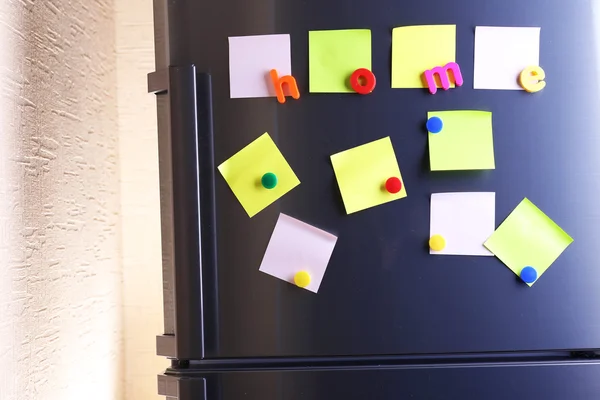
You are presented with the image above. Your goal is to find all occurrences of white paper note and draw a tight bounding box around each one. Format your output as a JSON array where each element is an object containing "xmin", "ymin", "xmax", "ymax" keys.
[
  {"xmin": 228, "ymin": 34, "xmax": 292, "ymax": 98},
  {"xmin": 430, "ymin": 192, "xmax": 495, "ymax": 256},
  {"xmin": 474, "ymin": 27, "xmax": 540, "ymax": 90},
  {"xmin": 259, "ymin": 213, "xmax": 338, "ymax": 293}
]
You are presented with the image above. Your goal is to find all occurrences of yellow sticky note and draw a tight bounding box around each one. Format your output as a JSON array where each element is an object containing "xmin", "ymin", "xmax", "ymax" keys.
[
  {"xmin": 428, "ymin": 110, "xmax": 495, "ymax": 171},
  {"xmin": 392, "ymin": 25, "xmax": 456, "ymax": 88},
  {"xmin": 484, "ymin": 198, "xmax": 573, "ymax": 286},
  {"xmin": 217, "ymin": 133, "xmax": 300, "ymax": 217},
  {"xmin": 309, "ymin": 29, "xmax": 371, "ymax": 93},
  {"xmin": 331, "ymin": 137, "xmax": 407, "ymax": 214}
]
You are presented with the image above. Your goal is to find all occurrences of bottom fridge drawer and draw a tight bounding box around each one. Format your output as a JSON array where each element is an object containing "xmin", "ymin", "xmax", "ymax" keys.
[{"xmin": 158, "ymin": 362, "xmax": 600, "ymax": 400}]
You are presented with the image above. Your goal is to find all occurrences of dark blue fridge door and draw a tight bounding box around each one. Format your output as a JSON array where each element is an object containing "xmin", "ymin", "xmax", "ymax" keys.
[
  {"xmin": 158, "ymin": 363, "xmax": 600, "ymax": 400},
  {"xmin": 152, "ymin": 0, "xmax": 600, "ymax": 360}
]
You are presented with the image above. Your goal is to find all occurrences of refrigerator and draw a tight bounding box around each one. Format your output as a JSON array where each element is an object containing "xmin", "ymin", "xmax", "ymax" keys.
[{"xmin": 148, "ymin": 0, "xmax": 600, "ymax": 398}]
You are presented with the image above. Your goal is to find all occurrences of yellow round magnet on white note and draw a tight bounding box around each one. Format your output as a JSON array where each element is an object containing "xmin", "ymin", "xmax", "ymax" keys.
[
  {"xmin": 294, "ymin": 271, "xmax": 311, "ymax": 288},
  {"xmin": 429, "ymin": 235, "xmax": 446, "ymax": 251}
]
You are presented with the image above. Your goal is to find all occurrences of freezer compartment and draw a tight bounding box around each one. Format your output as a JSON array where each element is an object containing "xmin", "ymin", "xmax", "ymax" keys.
[{"xmin": 158, "ymin": 361, "xmax": 600, "ymax": 400}]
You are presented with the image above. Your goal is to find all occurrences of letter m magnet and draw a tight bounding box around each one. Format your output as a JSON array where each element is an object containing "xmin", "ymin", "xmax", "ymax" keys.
[{"xmin": 423, "ymin": 62, "xmax": 464, "ymax": 94}]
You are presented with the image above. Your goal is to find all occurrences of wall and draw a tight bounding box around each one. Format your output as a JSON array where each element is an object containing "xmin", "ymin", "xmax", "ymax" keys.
[
  {"xmin": 0, "ymin": 0, "xmax": 123, "ymax": 399},
  {"xmin": 0, "ymin": 0, "xmax": 163, "ymax": 398},
  {"xmin": 115, "ymin": 0, "xmax": 165, "ymax": 398}
]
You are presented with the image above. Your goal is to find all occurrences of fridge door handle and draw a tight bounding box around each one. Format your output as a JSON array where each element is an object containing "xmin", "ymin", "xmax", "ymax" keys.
[{"xmin": 148, "ymin": 66, "xmax": 217, "ymax": 360}]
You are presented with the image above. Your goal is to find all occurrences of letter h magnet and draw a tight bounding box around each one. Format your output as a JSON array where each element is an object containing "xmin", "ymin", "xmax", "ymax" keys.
[{"xmin": 270, "ymin": 69, "xmax": 300, "ymax": 103}]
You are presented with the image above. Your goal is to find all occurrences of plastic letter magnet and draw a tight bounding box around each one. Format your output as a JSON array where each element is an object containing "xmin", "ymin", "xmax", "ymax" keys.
[
  {"xmin": 294, "ymin": 271, "xmax": 311, "ymax": 288},
  {"xmin": 270, "ymin": 69, "xmax": 301, "ymax": 103},
  {"xmin": 350, "ymin": 68, "xmax": 376, "ymax": 95},
  {"xmin": 423, "ymin": 62, "xmax": 464, "ymax": 95},
  {"xmin": 429, "ymin": 235, "xmax": 446, "ymax": 251},
  {"xmin": 519, "ymin": 66, "xmax": 546, "ymax": 93},
  {"xmin": 426, "ymin": 117, "xmax": 443, "ymax": 134},
  {"xmin": 520, "ymin": 266, "xmax": 538, "ymax": 284},
  {"xmin": 261, "ymin": 172, "xmax": 278, "ymax": 189}
]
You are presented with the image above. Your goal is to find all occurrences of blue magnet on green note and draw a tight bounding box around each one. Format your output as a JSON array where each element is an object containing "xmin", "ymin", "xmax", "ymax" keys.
[
  {"xmin": 520, "ymin": 266, "xmax": 537, "ymax": 284},
  {"xmin": 426, "ymin": 116, "xmax": 443, "ymax": 134}
]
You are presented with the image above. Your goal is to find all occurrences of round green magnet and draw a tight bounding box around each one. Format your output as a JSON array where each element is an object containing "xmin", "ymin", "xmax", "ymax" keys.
[{"xmin": 261, "ymin": 172, "xmax": 278, "ymax": 189}]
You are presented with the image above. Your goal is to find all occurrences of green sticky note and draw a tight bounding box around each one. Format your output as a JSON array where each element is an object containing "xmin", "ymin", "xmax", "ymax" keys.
[
  {"xmin": 484, "ymin": 198, "xmax": 573, "ymax": 286},
  {"xmin": 428, "ymin": 110, "xmax": 495, "ymax": 171},
  {"xmin": 309, "ymin": 29, "xmax": 371, "ymax": 93},
  {"xmin": 331, "ymin": 137, "xmax": 407, "ymax": 214},
  {"xmin": 217, "ymin": 133, "xmax": 300, "ymax": 218},
  {"xmin": 392, "ymin": 25, "xmax": 456, "ymax": 88}
]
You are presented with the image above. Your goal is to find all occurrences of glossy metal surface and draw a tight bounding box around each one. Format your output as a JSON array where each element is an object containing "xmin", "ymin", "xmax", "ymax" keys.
[
  {"xmin": 162, "ymin": 362, "xmax": 600, "ymax": 400},
  {"xmin": 166, "ymin": 0, "xmax": 600, "ymax": 358}
]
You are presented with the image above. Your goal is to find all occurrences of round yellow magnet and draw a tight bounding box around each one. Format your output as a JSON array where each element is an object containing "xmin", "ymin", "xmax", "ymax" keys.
[
  {"xmin": 294, "ymin": 271, "xmax": 311, "ymax": 288},
  {"xmin": 519, "ymin": 66, "xmax": 546, "ymax": 93},
  {"xmin": 429, "ymin": 235, "xmax": 446, "ymax": 251}
]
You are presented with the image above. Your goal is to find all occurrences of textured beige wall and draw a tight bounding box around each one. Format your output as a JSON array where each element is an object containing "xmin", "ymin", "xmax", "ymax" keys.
[
  {"xmin": 0, "ymin": 0, "xmax": 123, "ymax": 399},
  {"xmin": 115, "ymin": 0, "xmax": 165, "ymax": 398},
  {"xmin": 0, "ymin": 0, "xmax": 163, "ymax": 398}
]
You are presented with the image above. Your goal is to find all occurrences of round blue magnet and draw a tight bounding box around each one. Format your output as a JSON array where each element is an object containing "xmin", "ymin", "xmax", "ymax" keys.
[
  {"xmin": 426, "ymin": 117, "xmax": 443, "ymax": 134},
  {"xmin": 520, "ymin": 266, "xmax": 537, "ymax": 284}
]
